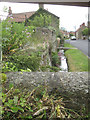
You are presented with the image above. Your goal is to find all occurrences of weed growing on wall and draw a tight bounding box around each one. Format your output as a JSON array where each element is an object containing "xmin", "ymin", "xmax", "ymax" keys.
[{"xmin": 1, "ymin": 75, "xmax": 84, "ymax": 119}]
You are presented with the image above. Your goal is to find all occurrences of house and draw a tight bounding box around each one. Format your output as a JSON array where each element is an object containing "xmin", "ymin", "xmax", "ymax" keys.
[
  {"xmin": 26, "ymin": 8, "xmax": 59, "ymax": 32},
  {"xmin": 8, "ymin": 4, "xmax": 59, "ymax": 32},
  {"xmin": 76, "ymin": 23, "xmax": 87, "ymax": 39},
  {"xmin": 60, "ymin": 29, "xmax": 70, "ymax": 38},
  {"xmin": 8, "ymin": 6, "xmax": 35, "ymax": 23}
]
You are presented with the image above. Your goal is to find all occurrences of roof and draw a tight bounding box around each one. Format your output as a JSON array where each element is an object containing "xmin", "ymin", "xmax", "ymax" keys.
[
  {"xmin": 12, "ymin": 11, "xmax": 35, "ymax": 22},
  {"xmin": 76, "ymin": 23, "xmax": 87, "ymax": 32},
  {"xmin": 11, "ymin": 8, "xmax": 59, "ymax": 22}
]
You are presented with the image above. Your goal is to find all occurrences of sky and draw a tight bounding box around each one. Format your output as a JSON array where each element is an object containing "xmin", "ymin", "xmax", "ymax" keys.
[{"xmin": 0, "ymin": 2, "xmax": 88, "ymax": 32}]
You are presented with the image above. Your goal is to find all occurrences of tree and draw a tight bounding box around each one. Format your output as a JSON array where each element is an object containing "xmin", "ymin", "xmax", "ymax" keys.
[
  {"xmin": 69, "ymin": 33, "xmax": 74, "ymax": 37},
  {"xmin": 27, "ymin": 14, "xmax": 52, "ymax": 27},
  {"xmin": 82, "ymin": 28, "xmax": 88, "ymax": 36}
]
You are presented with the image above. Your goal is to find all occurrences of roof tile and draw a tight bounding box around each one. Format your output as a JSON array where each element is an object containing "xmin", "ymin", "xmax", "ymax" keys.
[{"xmin": 12, "ymin": 11, "xmax": 35, "ymax": 22}]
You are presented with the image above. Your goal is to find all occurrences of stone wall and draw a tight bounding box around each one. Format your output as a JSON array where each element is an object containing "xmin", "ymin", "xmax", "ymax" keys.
[
  {"xmin": 6, "ymin": 72, "xmax": 88, "ymax": 93},
  {"xmin": 23, "ymin": 27, "xmax": 57, "ymax": 67},
  {"xmin": 6, "ymin": 72, "xmax": 89, "ymax": 111},
  {"xmin": 35, "ymin": 27, "xmax": 57, "ymax": 52},
  {"xmin": 33, "ymin": 27, "xmax": 57, "ymax": 66}
]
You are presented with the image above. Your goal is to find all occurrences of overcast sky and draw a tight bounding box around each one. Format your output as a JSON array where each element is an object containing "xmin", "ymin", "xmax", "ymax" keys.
[{"xmin": 0, "ymin": 2, "xmax": 88, "ymax": 32}]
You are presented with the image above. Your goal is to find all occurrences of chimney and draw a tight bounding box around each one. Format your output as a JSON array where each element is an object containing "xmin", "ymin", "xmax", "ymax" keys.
[
  {"xmin": 82, "ymin": 23, "xmax": 85, "ymax": 26},
  {"xmin": 39, "ymin": 3, "xmax": 44, "ymax": 9},
  {"xmin": 46, "ymin": 8, "xmax": 48, "ymax": 11},
  {"xmin": 8, "ymin": 7, "xmax": 12, "ymax": 16}
]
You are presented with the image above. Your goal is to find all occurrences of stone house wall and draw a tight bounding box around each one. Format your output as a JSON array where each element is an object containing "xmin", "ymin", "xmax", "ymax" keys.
[{"xmin": 76, "ymin": 23, "xmax": 87, "ymax": 39}]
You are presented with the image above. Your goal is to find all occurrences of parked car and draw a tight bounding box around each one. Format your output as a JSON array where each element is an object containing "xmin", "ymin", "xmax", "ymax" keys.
[
  {"xmin": 83, "ymin": 36, "xmax": 86, "ymax": 40},
  {"xmin": 71, "ymin": 36, "xmax": 76, "ymax": 40},
  {"xmin": 88, "ymin": 36, "xmax": 90, "ymax": 42}
]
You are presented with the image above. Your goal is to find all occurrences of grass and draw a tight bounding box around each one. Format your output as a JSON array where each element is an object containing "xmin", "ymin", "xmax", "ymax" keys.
[
  {"xmin": 64, "ymin": 43, "xmax": 74, "ymax": 48},
  {"xmin": 64, "ymin": 43, "xmax": 89, "ymax": 72}
]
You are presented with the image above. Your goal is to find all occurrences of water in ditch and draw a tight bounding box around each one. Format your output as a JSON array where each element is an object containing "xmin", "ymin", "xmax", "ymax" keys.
[{"xmin": 58, "ymin": 50, "xmax": 68, "ymax": 72}]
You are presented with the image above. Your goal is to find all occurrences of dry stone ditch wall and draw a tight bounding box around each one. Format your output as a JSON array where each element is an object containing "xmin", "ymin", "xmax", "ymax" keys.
[
  {"xmin": 23, "ymin": 27, "xmax": 57, "ymax": 67},
  {"xmin": 6, "ymin": 72, "xmax": 88, "ymax": 111},
  {"xmin": 33, "ymin": 27, "xmax": 57, "ymax": 67},
  {"xmin": 35, "ymin": 27, "xmax": 57, "ymax": 52}
]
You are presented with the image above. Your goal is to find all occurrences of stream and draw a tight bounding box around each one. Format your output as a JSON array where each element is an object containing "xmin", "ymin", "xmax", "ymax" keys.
[{"xmin": 58, "ymin": 50, "xmax": 68, "ymax": 72}]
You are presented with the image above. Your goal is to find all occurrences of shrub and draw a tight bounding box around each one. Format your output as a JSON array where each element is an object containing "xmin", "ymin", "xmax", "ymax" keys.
[
  {"xmin": 2, "ymin": 62, "xmax": 18, "ymax": 72},
  {"xmin": 40, "ymin": 65, "xmax": 60, "ymax": 72},
  {"xmin": 49, "ymin": 66, "xmax": 61, "ymax": 72},
  {"xmin": 8, "ymin": 52, "xmax": 41, "ymax": 72},
  {"xmin": 1, "ymin": 18, "xmax": 35, "ymax": 55}
]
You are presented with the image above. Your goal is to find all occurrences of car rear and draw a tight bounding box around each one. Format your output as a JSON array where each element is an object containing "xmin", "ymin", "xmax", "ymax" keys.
[{"xmin": 71, "ymin": 36, "xmax": 76, "ymax": 40}]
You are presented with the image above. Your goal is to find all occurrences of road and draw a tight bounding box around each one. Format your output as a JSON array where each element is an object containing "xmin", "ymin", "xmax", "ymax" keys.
[{"xmin": 65, "ymin": 39, "xmax": 90, "ymax": 58}]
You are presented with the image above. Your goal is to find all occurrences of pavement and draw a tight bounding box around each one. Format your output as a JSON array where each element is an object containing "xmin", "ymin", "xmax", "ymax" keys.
[{"xmin": 65, "ymin": 39, "xmax": 90, "ymax": 58}]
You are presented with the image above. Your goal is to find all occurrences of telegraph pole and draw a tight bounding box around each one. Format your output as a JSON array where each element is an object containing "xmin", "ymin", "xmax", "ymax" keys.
[{"xmin": 74, "ymin": 26, "xmax": 76, "ymax": 37}]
